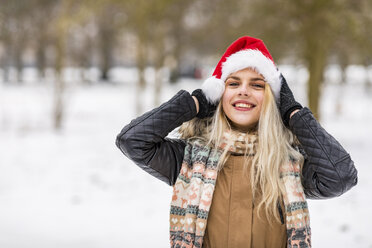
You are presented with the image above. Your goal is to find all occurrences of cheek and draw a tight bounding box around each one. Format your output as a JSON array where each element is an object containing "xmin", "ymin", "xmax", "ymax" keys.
[
  {"xmin": 221, "ymin": 91, "xmax": 232, "ymax": 108},
  {"xmin": 255, "ymin": 92, "xmax": 265, "ymax": 109}
]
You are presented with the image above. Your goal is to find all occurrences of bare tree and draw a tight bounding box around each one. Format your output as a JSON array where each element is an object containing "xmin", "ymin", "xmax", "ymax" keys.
[
  {"xmin": 28, "ymin": 0, "xmax": 59, "ymax": 81},
  {"xmin": 0, "ymin": 0, "xmax": 34, "ymax": 83},
  {"xmin": 49, "ymin": 0, "xmax": 94, "ymax": 129},
  {"xmin": 230, "ymin": 0, "xmax": 372, "ymax": 120},
  {"xmin": 94, "ymin": 4, "xmax": 124, "ymax": 82}
]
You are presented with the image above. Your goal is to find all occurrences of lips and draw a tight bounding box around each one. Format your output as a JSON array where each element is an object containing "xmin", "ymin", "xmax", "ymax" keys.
[{"xmin": 232, "ymin": 100, "xmax": 256, "ymax": 110}]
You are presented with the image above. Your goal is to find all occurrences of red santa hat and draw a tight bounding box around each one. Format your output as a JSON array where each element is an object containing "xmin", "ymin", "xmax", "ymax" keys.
[{"xmin": 201, "ymin": 36, "xmax": 281, "ymax": 103}]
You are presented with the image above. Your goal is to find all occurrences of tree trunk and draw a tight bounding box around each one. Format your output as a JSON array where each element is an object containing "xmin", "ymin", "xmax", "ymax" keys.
[
  {"xmin": 4, "ymin": 41, "xmax": 14, "ymax": 84},
  {"xmin": 169, "ymin": 41, "xmax": 181, "ymax": 83},
  {"xmin": 169, "ymin": 10, "xmax": 184, "ymax": 83},
  {"xmin": 335, "ymin": 58, "xmax": 348, "ymax": 116},
  {"xmin": 54, "ymin": 74, "xmax": 64, "ymax": 130},
  {"xmin": 135, "ymin": 35, "xmax": 147, "ymax": 115},
  {"xmin": 36, "ymin": 35, "xmax": 47, "ymax": 82},
  {"xmin": 154, "ymin": 67, "xmax": 163, "ymax": 107},
  {"xmin": 305, "ymin": 38, "xmax": 327, "ymax": 121},
  {"xmin": 12, "ymin": 24, "xmax": 26, "ymax": 84},
  {"xmin": 97, "ymin": 7, "xmax": 115, "ymax": 83},
  {"xmin": 53, "ymin": 31, "xmax": 66, "ymax": 130},
  {"xmin": 1, "ymin": 46, "xmax": 12, "ymax": 83},
  {"xmin": 363, "ymin": 60, "xmax": 371, "ymax": 92},
  {"xmin": 14, "ymin": 45, "xmax": 24, "ymax": 84},
  {"xmin": 99, "ymin": 36, "xmax": 112, "ymax": 82},
  {"xmin": 153, "ymin": 32, "xmax": 165, "ymax": 107}
]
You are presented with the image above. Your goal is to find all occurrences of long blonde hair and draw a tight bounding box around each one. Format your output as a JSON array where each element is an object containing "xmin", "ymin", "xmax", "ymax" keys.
[{"xmin": 178, "ymin": 80, "xmax": 304, "ymax": 223}]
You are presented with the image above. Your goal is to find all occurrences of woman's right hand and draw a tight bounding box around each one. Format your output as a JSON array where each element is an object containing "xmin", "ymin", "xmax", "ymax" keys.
[
  {"xmin": 191, "ymin": 89, "xmax": 218, "ymax": 118},
  {"xmin": 192, "ymin": 95, "xmax": 200, "ymax": 114}
]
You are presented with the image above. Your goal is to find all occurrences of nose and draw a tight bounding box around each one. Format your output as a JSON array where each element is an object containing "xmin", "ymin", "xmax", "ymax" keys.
[{"xmin": 238, "ymin": 83, "xmax": 250, "ymax": 96}]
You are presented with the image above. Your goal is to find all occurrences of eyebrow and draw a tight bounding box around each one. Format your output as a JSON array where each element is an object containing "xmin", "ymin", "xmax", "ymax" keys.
[{"xmin": 226, "ymin": 76, "xmax": 266, "ymax": 82}]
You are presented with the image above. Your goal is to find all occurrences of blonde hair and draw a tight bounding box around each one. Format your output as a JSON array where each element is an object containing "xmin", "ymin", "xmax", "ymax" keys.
[{"xmin": 178, "ymin": 77, "xmax": 304, "ymax": 223}]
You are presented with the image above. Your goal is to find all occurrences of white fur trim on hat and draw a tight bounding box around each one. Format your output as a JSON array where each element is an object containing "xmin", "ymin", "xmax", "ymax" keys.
[
  {"xmin": 201, "ymin": 76, "xmax": 225, "ymax": 104},
  {"xmin": 221, "ymin": 49, "xmax": 281, "ymax": 100}
]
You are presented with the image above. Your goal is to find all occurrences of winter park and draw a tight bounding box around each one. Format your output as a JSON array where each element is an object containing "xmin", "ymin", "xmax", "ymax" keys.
[{"xmin": 1, "ymin": 1, "xmax": 372, "ymax": 248}]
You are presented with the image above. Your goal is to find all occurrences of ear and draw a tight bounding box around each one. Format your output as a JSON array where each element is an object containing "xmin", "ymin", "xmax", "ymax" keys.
[{"xmin": 201, "ymin": 76, "xmax": 225, "ymax": 104}]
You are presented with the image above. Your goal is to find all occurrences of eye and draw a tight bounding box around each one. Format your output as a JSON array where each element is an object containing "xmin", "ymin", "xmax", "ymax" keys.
[
  {"xmin": 252, "ymin": 83, "xmax": 265, "ymax": 88},
  {"xmin": 227, "ymin": 81, "xmax": 239, "ymax": 87}
]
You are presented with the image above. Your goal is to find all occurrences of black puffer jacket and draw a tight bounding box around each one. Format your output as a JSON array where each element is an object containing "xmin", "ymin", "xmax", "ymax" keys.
[{"xmin": 116, "ymin": 90, "xmax": 358, "ymax": 199}]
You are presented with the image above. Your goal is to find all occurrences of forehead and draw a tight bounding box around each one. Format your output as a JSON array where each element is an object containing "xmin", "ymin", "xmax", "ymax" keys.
[{"xmin": 228, "ymin": 67, "xmax": 265, "ymax": 79}]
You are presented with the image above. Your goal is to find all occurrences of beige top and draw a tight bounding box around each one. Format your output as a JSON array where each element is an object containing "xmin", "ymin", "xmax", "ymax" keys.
[{"xmin": 203, "ymin": 154, "xmax": 287, "ymax": 248}]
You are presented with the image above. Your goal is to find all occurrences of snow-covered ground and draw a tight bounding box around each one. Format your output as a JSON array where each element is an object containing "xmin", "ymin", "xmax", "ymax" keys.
[{"xmin": 0, "ymin": 67, "xmax": 371, "ymax": 248}]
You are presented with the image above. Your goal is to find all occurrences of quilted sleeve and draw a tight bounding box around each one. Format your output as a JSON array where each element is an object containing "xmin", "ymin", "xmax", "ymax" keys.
[
  {"xmin": 289, "ymin": 107, "xmax": 358, "ymax": 199},
  {"xmin": 116, "ymin": 90, "xmax": 197, "ymax": 186}
]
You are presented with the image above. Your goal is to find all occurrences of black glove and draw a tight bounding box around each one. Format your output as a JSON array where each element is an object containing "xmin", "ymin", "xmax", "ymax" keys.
[
  {"xmin": 191, "ymin": 89, "xmax": 218, "ymax": 118},
  {"xmin": 279, "ymin": 74, "xmax": 303, "ymax": 127}
]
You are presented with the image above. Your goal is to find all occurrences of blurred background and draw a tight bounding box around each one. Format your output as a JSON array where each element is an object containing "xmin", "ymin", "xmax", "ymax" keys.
[{"xmin": 0, "ymin": 0, "xmax": 371, "ymax": 247}]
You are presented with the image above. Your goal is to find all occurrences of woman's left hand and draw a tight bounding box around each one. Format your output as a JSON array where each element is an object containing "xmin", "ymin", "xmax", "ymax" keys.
[{"xmin": 278, "ymin": 74, "xmax": 303, "ymax": 127}]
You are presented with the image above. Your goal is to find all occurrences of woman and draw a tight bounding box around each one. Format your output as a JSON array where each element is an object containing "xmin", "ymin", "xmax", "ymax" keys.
[{"xmin": 116, "ymin": 36, "xmax": 357, "ymax": 248}]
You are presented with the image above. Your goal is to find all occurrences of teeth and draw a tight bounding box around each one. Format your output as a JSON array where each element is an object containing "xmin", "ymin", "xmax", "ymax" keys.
[{"xmin": 235, "ymin": 103, "xmax": 253, "ymax": 108}]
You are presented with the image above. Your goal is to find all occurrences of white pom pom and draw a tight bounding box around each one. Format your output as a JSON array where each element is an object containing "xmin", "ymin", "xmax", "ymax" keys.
[{"xmin": 201, "ymin": 76, "xmax": 225, "ymax": 104}]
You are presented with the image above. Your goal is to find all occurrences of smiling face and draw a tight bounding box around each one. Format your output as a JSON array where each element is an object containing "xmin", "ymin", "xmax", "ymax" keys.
[{"xmin": 222, "ymin": 68, "xmax": 266, "ymax": 132}]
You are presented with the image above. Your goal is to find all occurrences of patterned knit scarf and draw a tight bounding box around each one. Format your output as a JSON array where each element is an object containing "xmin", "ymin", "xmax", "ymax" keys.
[{"xmin": 169, "ymin": 130, "xmax": 311, "ymax": 248}]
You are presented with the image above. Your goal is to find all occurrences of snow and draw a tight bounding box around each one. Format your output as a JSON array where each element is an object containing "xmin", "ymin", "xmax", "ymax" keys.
[{"xmin": 0, "ymin": 68, "xmax": 371, "ymax": 248}]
